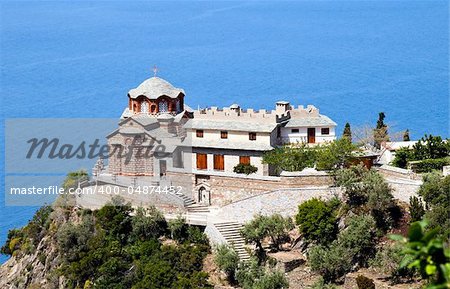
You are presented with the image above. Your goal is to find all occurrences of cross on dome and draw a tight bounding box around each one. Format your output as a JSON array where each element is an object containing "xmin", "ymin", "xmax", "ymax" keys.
[{"xmin": 153, "ymin": 65, "xmax": 159, "ymax": 77}]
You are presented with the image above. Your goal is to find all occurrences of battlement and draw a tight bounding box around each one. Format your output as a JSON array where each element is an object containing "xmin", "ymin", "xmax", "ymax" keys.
[{"xmin": 194, "ymin": 102, "xmax": 320, "ymax": 122}]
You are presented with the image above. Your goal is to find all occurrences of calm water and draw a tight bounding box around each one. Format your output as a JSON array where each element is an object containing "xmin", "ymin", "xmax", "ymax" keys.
[{"xmin": 0, "ymin": 1, "xmax": 448, "ymax": 264}]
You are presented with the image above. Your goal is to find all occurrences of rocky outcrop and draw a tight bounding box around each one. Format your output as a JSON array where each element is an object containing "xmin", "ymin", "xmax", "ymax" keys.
[{"xmin": 0, "ymin": 235, "xmax": 64, "ymax": 289}]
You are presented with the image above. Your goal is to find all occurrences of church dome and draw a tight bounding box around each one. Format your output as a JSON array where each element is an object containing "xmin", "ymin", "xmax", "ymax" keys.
[{"xmin": 128, "ymin": 77, "xmax": 185, "ymax": 100}]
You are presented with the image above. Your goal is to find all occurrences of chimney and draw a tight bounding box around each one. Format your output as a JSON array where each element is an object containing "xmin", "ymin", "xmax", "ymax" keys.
[
  {"xmin": 230, "ymin": 103, "xmax": 241, "ymax": 115},
  {"xmin": 275, "ymin": 101, "xmax": 290, "ymax": 114}
]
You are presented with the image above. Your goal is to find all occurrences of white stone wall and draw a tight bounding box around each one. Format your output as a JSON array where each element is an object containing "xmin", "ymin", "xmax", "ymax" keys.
[
  {"xmin": 190, "ymin": 129, "xmax": 273, "ymax": 148},
  {"xmin": 214, "ymin": 187, "xmax": 337, "ymax": 223},
  {"xmin": 280, "ymin": 126, "xmax": 336, "ymax": 144}
]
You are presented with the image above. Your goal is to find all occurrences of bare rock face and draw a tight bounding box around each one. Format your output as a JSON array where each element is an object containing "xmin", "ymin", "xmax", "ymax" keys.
[{"xmin": 0, "ymin": 235, "xmax": 65, "ymax": 289}]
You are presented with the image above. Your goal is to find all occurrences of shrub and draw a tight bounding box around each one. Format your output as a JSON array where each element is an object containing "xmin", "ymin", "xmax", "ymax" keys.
[
  {"xmin": 309, "ymin": 243, "xmax": 353, "ymax": 283},
  {"xmin": 370, "ymin": 243, "xmax": 415, "ymax": 282},
  {"xmin": 355, "ymin": 275, "xmax": 375, "ymax": 289},
  {"xmin": 337, "ymin": 215, "xmax": 377, "ymax": 267},
  {"xmin": 215, "ymin": 244, "xmax": 239, "ymax": 284},
  {"xmin": 168, "ymin": 216, "xmax": 188, "ymax": 243},
  {"xmin": 1, "ymin": 229, "xmax": 23, "ymax": 256},
  {"xmin": 296, "ymin": 198, "xmax": 337, "ymax": 245},
  {"xmin": 235, "ymin": 258, "xmax": 288, "ymax": 289},
  {"xmin": 335, "ymin": 165, "xmax": 400, "ymax": 230},
  {"xmin": 233, "ymin": 163, "xmax": 258, "ymax": 175},
  {"xmin": 418, "ymin": 173, "xmax": 450, "ymax": 238},
  {"xmin": 187, "ymin": 226, "xmax": 209, "ymax": 245},
  {"xmin": 253, "ymin": 270, "xmax": 288, "ymax": 289},
  {"xmin": 392, "ymin": 134, "xmax": 450, "ymax": 169},
  {"xmin": 235, "ymin": 258, "xmax": 264, "ymax": 289},
  {"xmin": 409, "ymin": 196, "xmax": 425, "ymax": 223},
  {"xmin": 409, "ymin": 158, "xmax": 450, "ymax": 173},
  {"xmin": 131, "ymin": 206, "xmax": 167, "ymax": 241},
  {"xmin": 391, "ymin": 147, "xmax": 412, "ymax": 168},
  {"xmin": 309, "ymin": 215, "xmax": 377, "ymax": 282},
  {"xmin": 308, "ymin": 277, "xmax": 338, "ymax": 289}
]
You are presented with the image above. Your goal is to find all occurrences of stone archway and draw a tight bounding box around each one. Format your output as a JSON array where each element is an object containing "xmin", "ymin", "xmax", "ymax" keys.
[{"xmin": 194, "ymin": 182, "xmax": 211, "ymax": 205}]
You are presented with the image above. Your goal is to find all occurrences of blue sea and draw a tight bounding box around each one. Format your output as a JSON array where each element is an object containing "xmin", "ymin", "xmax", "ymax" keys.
[{"xmin": 0, "ymin": 1, "xmax": 448, "ymax": 264}]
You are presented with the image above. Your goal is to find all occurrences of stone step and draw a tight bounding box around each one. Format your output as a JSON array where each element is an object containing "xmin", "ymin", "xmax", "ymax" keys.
[
  {"xmin": 216, "ymin": 226, "xmax": 242, "ymax": 231},
  {"xmin": 214, "ymin": 222, "xmax": 250, "ymax": 261},
  {"xmin": 187, "ymin": 207, "xmax": 210, "ymax": 212}
]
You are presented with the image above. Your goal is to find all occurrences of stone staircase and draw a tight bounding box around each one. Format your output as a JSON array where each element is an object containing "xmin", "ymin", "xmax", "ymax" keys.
[
  {"xmin": 174, "ymin": 191, "xmax": 196, "ymax": 207},
  {"xmin": 214, "ymin": 222, "xmax": 250, "ymax": 261}
]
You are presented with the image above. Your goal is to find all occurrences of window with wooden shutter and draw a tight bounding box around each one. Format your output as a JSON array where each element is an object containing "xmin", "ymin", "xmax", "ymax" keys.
[
  {"xmin": 249, "ymin": 132, "xmax": 256, "ymax": 141},
  {"xmin": 196, "ymin": 153, "xmax": 207, "ymax": 170},
  {"xmin": 214, "ymin": 154, "xmax": 225, "ymax": 171},
  {"xmin": 220, "ymin": 131, "xmax": 228, "ymax": 139},
  {"xmin": 196, "ymin": 130, "xmax": 204, "ymax": 138},
  {"xmin": 239, "ymin": 156, "xmax": 250, "ymax": 165}
]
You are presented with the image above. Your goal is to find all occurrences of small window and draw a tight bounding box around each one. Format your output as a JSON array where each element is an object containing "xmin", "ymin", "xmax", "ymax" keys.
[
  {"xmin": 321, "ymin": 128, "xmax": 330, "ymax": 135},
  {"xmin": 249, "ymin": 132, "xmax": 257, "ymax": 141},
  {"xmin": 239, "ymin": 156, "xmax": 250, "ymax": 165},
  {"xmin": 221, "ymin": 131, "xmax": 228, "ymax": 139},
  {"xmin": 196, "ymin": 130, "xmax": 204, "ymax": 138},
  {"xmin": 291, "ymin": 128, "xmax": 299, "ymax": 133}
]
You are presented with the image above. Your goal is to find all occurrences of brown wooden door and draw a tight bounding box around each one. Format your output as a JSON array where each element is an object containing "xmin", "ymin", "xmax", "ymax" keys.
[
  {"xmin": 159, "ymin": 160, "xmax": 167, "ymax": 176},
  {"xmin": 214, "ymin": 154, "xmax": 225, "ymax": 171},
  {"xmin": 196, "ymin": 153, "xmax": 207, "ymax": 170},
  {"xmin": 307, "ymin": 128, "xmax": 316, "ymax": 143}
]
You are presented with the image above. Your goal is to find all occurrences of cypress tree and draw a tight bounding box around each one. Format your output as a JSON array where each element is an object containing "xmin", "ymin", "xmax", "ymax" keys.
[
  {"xmin": 343, "ymin": 122, "xmax": 352, "ymax": 142},
  {"xmin": 373, "ymin": 112, "xmax": 389, "ymax": 149},
  {"xmin": 403, "ymin": 129, "xmax": 410, "ymax": 141}
]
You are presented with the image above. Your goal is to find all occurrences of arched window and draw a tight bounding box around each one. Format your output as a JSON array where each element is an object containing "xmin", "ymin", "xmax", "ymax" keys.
[
  {"xmin": 141, "ymin": 101, "xmax": 149, "ymax": 113},
  {"xmin": 150, "ymin": 104, "xmax": 156, "ymax": 114},
  {"xmin": 159, "ymin": 100, "xmax": 168, "ymax": 113}
]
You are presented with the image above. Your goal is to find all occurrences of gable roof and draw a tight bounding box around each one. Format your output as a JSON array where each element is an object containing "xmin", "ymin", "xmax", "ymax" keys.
[{"xmin": 284, "ymin": 115, "xmax": 336, "ymax": 127}]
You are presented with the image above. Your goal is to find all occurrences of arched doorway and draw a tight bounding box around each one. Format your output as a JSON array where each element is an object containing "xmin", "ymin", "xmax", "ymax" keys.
[{"xmin": 198, "ymin": 186, "xmax": 210, "ymax": 205}]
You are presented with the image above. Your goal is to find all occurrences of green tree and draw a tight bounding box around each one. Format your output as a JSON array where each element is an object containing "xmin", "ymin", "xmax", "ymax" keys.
[
  {"xmin": 131, "ymin": 206, "xmax": 167, "ymax": 242},
  {"xmin": 418, "ymin": 173, "xmax": 450, "ymax": 238},
  {"xmin": 316, "ymin": 138, "xmax": 356, "ymax": 171},
  {"xmin": 391, "ymin": 147, "xmax": 412, "ymax": 168},
  {"xmin": 409, "ymin": 196, "xmax": 425, "ymax": 223},
  {"xmin": 309, "ymin": 215, "xmax": 377, "ymax": 283},
  {"xmin": 264, "ymin": 214, "xmax": 294, "ymax": 250},
  {"xmin": 412, "ymin": 135, "xmax": 449, "ymax": 160},
  {"xmin": 296, "ymin": 198, "xmax": 337, "ymax": 245},
  {"xmin": 373, "ymin": 112, "xmax": 389, "ymax": 149},
  {"xmin": 335, "ymin": 165, "xmax": 400, "ymax": 230},
  {"xmin": 262, "ymin": 144, "xmax": 317, "ymax": 173},
  {"xmin": 343, "ymin": 122, "xmax": 352, "ymax": 143},
  {"xmin": 241, "ymin": 214, "xmax": 293, "ymax": 262}
]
